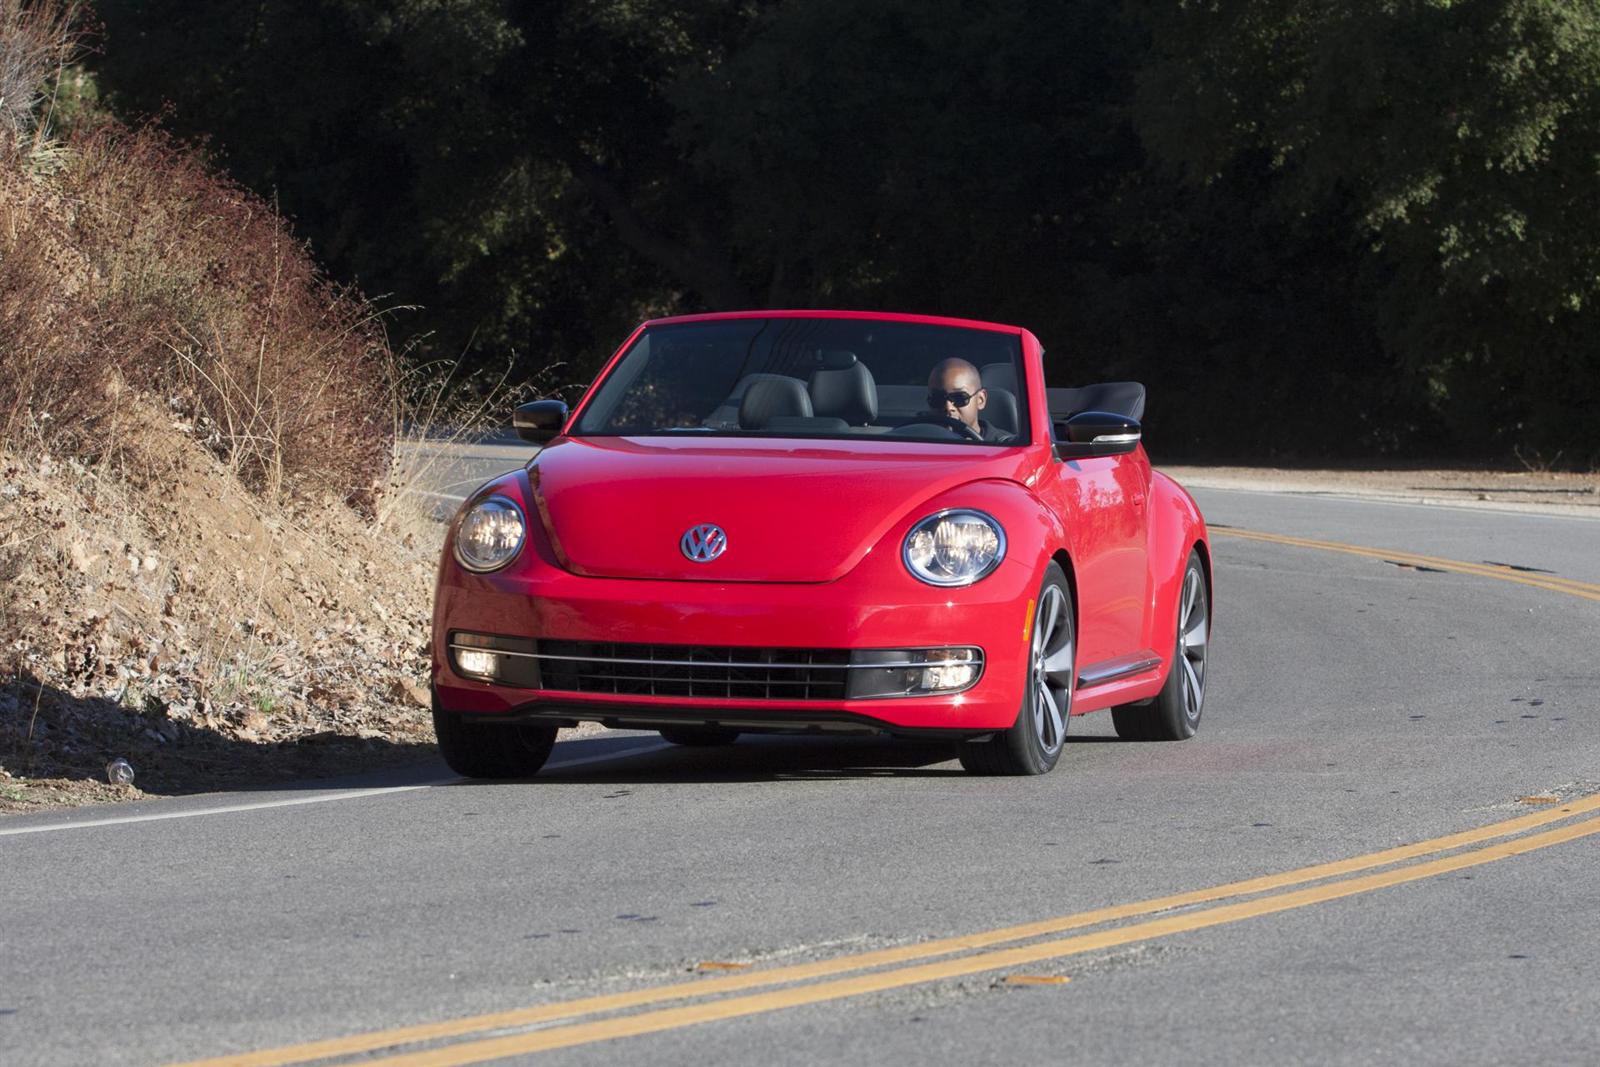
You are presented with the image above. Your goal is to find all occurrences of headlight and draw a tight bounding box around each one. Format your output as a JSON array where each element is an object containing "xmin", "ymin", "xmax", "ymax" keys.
[
  {"xmin": 454, "ymin": 495, "xmax": 526, "ymax": 572},
  {"xmin": 902, "ymin": 509, "xmax": 1005, "ymax": 587}
]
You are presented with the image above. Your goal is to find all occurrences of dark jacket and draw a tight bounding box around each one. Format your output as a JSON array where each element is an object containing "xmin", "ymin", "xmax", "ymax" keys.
[{"xmin": 979, "ymin": 421, "xmax": 1014, "ymax": 444}]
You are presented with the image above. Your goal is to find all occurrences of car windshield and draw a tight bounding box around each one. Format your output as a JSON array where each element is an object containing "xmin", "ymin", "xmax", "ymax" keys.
[{"xmin": 571, "ymin": 317, "xmax": 1029, "ymax": 446}]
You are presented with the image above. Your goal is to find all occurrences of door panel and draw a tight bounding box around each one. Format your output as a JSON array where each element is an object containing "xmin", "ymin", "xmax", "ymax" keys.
[{"xmin": 1045, "ymin": 450, "xmax": 1151, "ymax": 669}]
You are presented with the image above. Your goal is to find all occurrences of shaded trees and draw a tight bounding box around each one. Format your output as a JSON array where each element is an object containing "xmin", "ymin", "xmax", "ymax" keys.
[
  {"xmin": 90, "ymin": 0, "xmax": 764, "ymax": 378},
  {"xmin": 1137, "ymin": 0, "xmax": 1600, "ymax": 458},
  {"xmin": 85, "ymin": 0, "xmax": 1600, "ymax": 461}
]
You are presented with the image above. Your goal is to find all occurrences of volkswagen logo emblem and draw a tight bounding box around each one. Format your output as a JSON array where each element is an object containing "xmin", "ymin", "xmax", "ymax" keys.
[{"xmin": 681, "ymin": 523, "xmax": 727, "ymax": 562}]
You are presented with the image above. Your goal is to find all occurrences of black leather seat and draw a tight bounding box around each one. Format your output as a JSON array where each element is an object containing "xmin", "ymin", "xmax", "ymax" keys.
[
  {"xmin": 763, "ymin": 415, "xmax": 850, "ymax": 434},
  {"xmin": 707, "ymin": 373, "xmax": 805, "ymax": 429},
  {"xmin": 1047, "ymin": 382, "xmax": 1146, "ymax": 422},
  {"xmin": 808, "ymin": 351, "xmax": 878, "ymax": 425},
  {"xmin": 976, "ymin": 362, "xmax": 1022, "ymax": 434},
  {"xmin": 979, "ymin": 362, "xmax": 1019, "ymax": 397},
  {"xmin": 874, "ymin": 384, "xmax": 925, "ymax": 419},
  {"xmin": 984, "ymin": 387, "xmax": 1019, "ymax": 434},
  {"xmin": 740, "ymin": 377, "xmax": 814, "ymax": 429}
]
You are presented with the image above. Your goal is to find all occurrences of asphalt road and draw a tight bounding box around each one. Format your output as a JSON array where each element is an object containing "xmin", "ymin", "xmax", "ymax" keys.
[{"xmin": 3, "ymin": 448, "xmax": 1599, "ymax": 1067}]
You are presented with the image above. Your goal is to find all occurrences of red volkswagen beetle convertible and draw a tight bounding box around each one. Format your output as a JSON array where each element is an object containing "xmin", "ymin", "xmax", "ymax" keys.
[{"xmin": 431, "ymin": 311, "xmax": 1211, "ymax": 776}]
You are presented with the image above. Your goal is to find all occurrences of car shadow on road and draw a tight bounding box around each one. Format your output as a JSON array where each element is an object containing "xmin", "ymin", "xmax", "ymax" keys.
[
  {"xmin": 447, "ymin": 729, "xmax": 1126, "ymax": 786},
  {"xmin": 432, "ymin": 735, "xmax": 956, "ymax": 784}
]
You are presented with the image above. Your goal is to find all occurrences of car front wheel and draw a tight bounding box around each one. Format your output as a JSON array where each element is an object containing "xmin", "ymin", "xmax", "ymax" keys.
[
  {"xmin": 433, "ymin": 694, "xmax": 558, "ymax": 778},
  {"xmin": 957, "ymin": 562, "xmax": 1074, "ymax": 776}
]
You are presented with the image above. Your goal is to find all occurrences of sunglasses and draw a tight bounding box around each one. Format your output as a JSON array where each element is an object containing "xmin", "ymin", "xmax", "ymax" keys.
[{"xmin": 928, "ymin": 389, "xmax": 978, "ymax": 409}]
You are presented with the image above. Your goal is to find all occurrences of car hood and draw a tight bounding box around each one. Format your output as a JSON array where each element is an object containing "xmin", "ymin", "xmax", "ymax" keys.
[{"xmin": 528, "ymin": 436, "xmax": 1033, "ymax": 583}]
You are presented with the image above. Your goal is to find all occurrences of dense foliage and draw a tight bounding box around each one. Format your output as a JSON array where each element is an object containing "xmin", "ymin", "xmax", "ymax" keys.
[
  {"xmin": 86, "ymin": 0, "xmax": 1600, "ymax": 463},
  {"xmin": 2, "ymin": 0, "xmax": 393, "ymax": 505}
]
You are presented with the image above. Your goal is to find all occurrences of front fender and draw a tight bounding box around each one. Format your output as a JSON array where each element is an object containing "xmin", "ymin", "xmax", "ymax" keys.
[{"xmin": 1142, "ymin": 471, "xmax": 1211, "ymax": 663}]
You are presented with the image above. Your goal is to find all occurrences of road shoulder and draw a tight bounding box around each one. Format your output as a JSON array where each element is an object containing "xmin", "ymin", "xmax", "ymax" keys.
[{"xmin": 1160, "ymin": 465, "xmax": 1600, "ymax": 518}]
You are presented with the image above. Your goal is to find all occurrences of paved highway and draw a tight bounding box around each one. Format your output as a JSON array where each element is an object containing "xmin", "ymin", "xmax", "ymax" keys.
[{"xmin": 3, "ymin": 446, "xmax": 1598, "ymax": 1066}]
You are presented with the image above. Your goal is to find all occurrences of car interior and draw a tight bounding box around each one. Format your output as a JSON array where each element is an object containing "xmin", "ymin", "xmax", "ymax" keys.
[
  {"xmin": 573, "ymin": 316, "xmax": 1152, "ymax": 446},
  {"xmin": 702, "ymin": 349, "xmax": 1144, "ymax": 443}
]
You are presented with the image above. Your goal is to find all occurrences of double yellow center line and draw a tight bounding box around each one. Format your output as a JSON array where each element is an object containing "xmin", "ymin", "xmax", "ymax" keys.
[
  {"xmin": 176, "ymin": 792, "xmax": 1600, "ymax": 1067},
  {"xmin": 174, "ymin": 526, "xmax": 1600, "ymax": 1066}
]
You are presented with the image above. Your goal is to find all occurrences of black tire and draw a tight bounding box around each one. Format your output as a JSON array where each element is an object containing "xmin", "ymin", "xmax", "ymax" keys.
[
  {"xmin": 432, "ymin": 695, "xmax": 557, "ymax": 778},
  {"xmin": 658, "ymin": 726, "xmax": 740, "ymax": 746},
  {"xmin": 957, "ymin": 562, "xmax": 1075, "ymax": 776},
  {"xmin": 1113, "ymin": 549, "xmax": 1209, "ymax": 741}
]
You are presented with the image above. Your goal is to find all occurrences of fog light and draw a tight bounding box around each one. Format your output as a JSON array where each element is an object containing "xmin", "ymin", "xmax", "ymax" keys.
[
  {"xmin": 921, "ymin": 662, "xmax": 976, "ymax": 691},
  {"xmin": 455, "ymin": 648, "xmax": 499, "ymax": 679},
  {"xmin": 448, "ymin": 633, "xmax": 540, "ymax": 687},
  {"xmin": 847, "ymin": 647, "xmax": 983, "ymax": 698}
]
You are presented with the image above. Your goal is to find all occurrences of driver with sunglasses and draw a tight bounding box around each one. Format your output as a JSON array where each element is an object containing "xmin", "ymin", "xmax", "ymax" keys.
[{"xmin": 926, "ymin": 358, "xmax": 1014, "ymax": 443}]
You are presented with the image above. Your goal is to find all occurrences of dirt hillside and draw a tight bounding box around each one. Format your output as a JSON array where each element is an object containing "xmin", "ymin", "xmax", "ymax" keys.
[{"xmin": 0, "ymin": 397, "xmax": 444, "ymax": 813}]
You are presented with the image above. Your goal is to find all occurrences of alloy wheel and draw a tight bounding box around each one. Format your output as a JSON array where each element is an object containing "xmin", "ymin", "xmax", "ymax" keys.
[
  {"xmin": 1030, "ymin": 584, "xmax": 1075, "ymax": 754},
  {"xmin": 1178, "ymin": 566, "xmax": 1208, "ymax": 720}
]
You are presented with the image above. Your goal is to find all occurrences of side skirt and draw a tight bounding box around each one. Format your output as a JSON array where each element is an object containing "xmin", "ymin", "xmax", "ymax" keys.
[{"xmin": 1076, "ymin": 649, "xmax": 1163, "ymax": 690}]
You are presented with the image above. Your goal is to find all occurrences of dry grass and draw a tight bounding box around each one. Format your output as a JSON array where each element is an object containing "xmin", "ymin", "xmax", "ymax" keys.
[
  {"xmin": 376, "ymin": 354, "xmax": 567, "ymax": 535},
  {"xmin": 0, "ymin": 0, "xmax": 78, "ymax": 144},
  {"xmin": 2, "ymin": 0, "xmax": 395, "ymax": 506},
  {"xmin": 1, "ymin": 120, "xmax": 397, "ymax": 506}
]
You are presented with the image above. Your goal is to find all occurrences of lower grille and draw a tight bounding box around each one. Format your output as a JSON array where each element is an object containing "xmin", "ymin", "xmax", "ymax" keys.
[{"xmin": 538, "ymin": 641, "xmax": 851, "ymax": 700}]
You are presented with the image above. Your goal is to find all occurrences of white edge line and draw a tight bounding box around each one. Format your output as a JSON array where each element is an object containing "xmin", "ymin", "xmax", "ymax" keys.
[
  {"xmin": 0, "ymin": 781, "xmax": 448, "ymax": 837},
  {"xmin": 0, "ymin": 741, "xmax": 672, "ymax": 837}
]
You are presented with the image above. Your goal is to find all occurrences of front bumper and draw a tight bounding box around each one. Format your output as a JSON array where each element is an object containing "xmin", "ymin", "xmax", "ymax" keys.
[{"xmin": 431, "ymin": 543, "xmax": 1036, "ymax": 734}]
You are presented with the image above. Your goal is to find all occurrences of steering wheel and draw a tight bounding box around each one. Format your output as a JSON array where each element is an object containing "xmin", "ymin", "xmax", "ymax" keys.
[
  {"xmin": 888, "ymin": 415, "xmax": 983, "ymax": 441},
  {"xmin": 922, "ymin": 414, "xmax": 984, "ymax": 442}
]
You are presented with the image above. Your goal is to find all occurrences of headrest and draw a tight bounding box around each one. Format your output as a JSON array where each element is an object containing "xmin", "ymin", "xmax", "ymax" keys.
[
  {"xmin": 740, "ymin": 377, "xmax": 813, "ymax": 429},
  {"xmin": 705, "ymin": 373, "xmax": 804, "ymax": 429},
  {"xmin": 808, "ymin": 360, "xmax": 878, "ymax": 425},
  {"xmin": 984, "ymin": 386, "xmax": 1019, "ymax": 434},
  {"xmin": 979, "ymin": 362, "xmax": 1019, "ymax": 397},
  {"xmin": 731, "ymin": 372, "xmax": 804, "ymax": 401}
]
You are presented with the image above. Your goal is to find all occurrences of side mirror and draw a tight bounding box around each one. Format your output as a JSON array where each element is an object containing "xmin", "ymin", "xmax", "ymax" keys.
[
  {"xmin": 513, "ymin": 399, "xmax": 570, "ymax": 444},
  {"xmin": 1054, "ymin": 411, "xmax": 1141, "ymax": 459}
]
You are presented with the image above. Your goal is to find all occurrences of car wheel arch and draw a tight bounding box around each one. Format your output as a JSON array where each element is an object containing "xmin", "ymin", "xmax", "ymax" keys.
[
  {"xmin": 1050, "ymin": 547, "xmax": 1080, "ymax": 677},
  {"xmin": 1192, "ymin": 537, "xmax": 1214, "ymax": 621}
]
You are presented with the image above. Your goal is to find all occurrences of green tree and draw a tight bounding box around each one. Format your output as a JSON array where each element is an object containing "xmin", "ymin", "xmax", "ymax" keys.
[
  {"xmin": 90, "ymin": 0, "xmax": 765, "ymax": 380},
  {"xmin": 673, "ymin": 0, "xmax": 1139, "ymax": 321},
  {"xmin": 1136, "ymin": 0, "xmax": 1600, "ymax": 459}
]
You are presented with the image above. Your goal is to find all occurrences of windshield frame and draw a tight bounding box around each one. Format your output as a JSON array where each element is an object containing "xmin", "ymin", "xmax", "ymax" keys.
[{"xmin": 568, "ymin": 314, "xmax": 1033, "ymax": 449}]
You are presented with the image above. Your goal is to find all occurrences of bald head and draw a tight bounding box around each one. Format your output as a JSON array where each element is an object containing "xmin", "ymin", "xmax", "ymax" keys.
[{"xmin": 928, "ymin": 358, "xmax": 986, "ymax": 430}]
